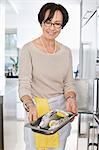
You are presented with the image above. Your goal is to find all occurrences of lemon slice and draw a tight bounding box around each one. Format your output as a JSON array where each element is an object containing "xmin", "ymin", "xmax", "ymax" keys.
[
  {"xmin": 49, "ymin": 120, "xmax": 58, "ymax": 127},
  {"xmin": 56, "ymin": 111, "xmax": 66, "ymax": 118}
]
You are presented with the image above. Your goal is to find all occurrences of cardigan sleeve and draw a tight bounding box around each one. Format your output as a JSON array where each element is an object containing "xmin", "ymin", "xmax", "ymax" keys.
[{"xmin": 18, "ymin": 44, "xmax": 33, "ymax": 99}]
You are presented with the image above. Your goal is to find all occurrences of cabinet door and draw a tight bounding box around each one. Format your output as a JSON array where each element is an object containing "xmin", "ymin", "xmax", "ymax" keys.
[
  {"xmin": 97, "ymin": 8, "xmax": 99, "ymax": 51},
  {"xmin": 81, "ymin": 11, "xmax": 97, "ymax": 78},
  {"xmin": 82, "ymin": 0, "xmax": 97, "ymax": 26},
  {"xmin": 4, "ymin": 79, "xmax": 17, "ymax": 150},
  {"xmin": 96, "ymin": 7, "xmax": 99, "ymax": 76}
]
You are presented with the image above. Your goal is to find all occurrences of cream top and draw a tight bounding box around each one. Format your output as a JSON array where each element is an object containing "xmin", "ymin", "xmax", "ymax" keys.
[{"xmin": 18, "ymin": 41, "xmax": 76, "ymax": 99}]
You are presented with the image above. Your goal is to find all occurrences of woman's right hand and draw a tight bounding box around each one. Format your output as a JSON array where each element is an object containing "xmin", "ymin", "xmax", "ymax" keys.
[{"xmin": 28, "ymin": 105, "xmax": 38, "ymax": 122}]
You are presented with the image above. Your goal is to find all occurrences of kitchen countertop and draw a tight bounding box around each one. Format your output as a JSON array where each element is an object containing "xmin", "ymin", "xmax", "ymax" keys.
[{"xmin": 0, "ymin": 77, "xmax": 5, "ymax": 96}]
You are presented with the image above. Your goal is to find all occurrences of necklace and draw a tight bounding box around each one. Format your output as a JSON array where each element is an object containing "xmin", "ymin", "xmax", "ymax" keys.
[{"xmin": 40, "ymin": 37, "xmax": 57, "ymax": 54}]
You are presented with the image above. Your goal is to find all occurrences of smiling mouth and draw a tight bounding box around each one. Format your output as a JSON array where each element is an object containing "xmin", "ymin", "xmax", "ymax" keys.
[{"xmin": 47, "ymin": 32, "xmax": 56, "ymax": 36}]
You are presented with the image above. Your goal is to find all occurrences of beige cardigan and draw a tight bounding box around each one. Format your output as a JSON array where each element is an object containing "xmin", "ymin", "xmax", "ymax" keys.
[{"xmin": 18, "ymin": 41, "xmax": 76, "ymax": 99}]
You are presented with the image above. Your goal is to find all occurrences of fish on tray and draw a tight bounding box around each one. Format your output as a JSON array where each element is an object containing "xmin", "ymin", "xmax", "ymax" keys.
[
  {"xmin": 39, "ymin": 110, "xmax": 70, "ymax": 130},
  {"xmin": 25, "ymin": 110, "xmax": 76, "ymax": 135}
]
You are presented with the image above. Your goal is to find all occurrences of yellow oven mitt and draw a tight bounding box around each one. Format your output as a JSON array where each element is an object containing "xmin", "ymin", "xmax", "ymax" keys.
[{"xmin": 34, "ymin": 97, "xmax": 59, "ymax": 150}]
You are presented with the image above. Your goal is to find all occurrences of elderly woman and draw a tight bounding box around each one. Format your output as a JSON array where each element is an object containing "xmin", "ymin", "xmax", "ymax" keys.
[{"xmin": 19, "ymin": 2, "xmax": 77, "ymax": 150}]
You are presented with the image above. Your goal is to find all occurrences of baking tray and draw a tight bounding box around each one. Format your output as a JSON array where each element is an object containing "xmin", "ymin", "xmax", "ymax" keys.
[{"xmin": 25, "ymin": 110, "xmax": 77, "ymax": 135}]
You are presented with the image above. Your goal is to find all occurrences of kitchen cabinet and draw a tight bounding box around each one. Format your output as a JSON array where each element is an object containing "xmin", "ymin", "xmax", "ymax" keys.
[
  {"xmin": 82, "ymin": 0, "xmax": 96, "ymax": 17},
  {"xmin": 81, "ymin": 13, "xmax": 97, "ymax": 78},
  {"xmin": 94, "ymin": 114, "xmax": 99, "ymax": 147},
  {"xmin": 82, "ymin": 0, "xmax": 97, "ymax": 26},
  {"xmin": 3, "ymin": 78, "xmax": 17, "ymax": 150},
  {"xmin": 80, "ymin": 0, "xmax": 97, "ymax": 79},
  {"xmin": 5, "ymin": 78, "xmax": 24, "ymax": 120},
  {"xmin": 80, "ymin": 0, "xmax": 99, "ymax": 79},
  {"xmin": 96, "ymin": 8, "xmax": 99, "ymax": 77},
  {"xmin": 87, "ymin": 115, "xmax": 99, "ymax": 150}
]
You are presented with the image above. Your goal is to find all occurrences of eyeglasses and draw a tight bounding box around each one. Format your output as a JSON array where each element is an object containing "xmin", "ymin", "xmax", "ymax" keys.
[{"xmin": 44, "ymin": 20, "xmax": 62, "ymax": 29}]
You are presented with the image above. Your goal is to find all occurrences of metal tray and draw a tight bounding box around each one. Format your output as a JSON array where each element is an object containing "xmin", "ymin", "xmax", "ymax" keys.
[{"xmin": 25, "ymin": 110, "xmax": 77, "ymax": 135}]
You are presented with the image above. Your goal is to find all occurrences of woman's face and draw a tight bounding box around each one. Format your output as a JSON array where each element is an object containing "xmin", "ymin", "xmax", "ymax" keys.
[{"xmin": 41, "ymin": 10, "xmax": 63, "ymax": 40}]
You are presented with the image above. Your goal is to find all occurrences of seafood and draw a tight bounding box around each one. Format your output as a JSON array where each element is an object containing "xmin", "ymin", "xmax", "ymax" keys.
[{"xmin": 39, "ymin": 110, "xmax": 69, "ymax": 129}]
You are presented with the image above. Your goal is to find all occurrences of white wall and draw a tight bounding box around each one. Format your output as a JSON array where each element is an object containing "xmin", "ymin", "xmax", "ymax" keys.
[{"xmin": 5, "ymin": 1, "xmax": 80, "ymax": 73}]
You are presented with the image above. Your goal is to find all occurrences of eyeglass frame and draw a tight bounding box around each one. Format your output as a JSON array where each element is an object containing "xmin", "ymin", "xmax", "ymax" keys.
[{"xmin": 43, "ymin": 20, "xmax": 63, "ymax": 29}]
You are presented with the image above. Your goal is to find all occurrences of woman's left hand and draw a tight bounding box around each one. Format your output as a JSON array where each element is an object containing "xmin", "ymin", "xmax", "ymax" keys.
[{"xmin": 66, "ymin": 98, "xmax": 78, "ymax": 115}]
